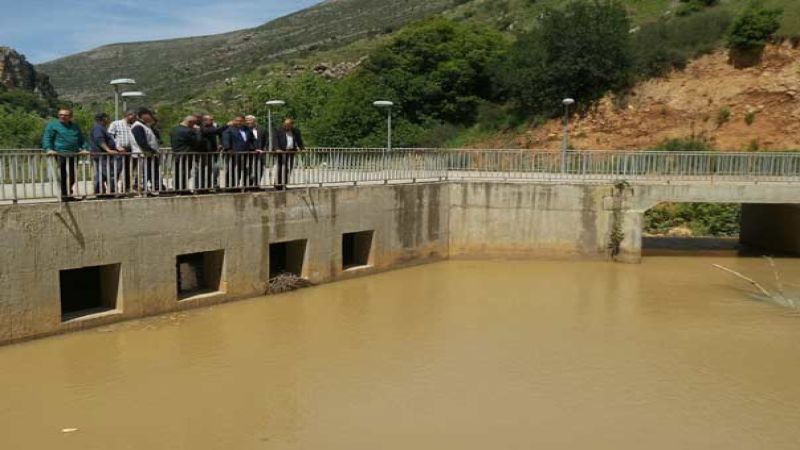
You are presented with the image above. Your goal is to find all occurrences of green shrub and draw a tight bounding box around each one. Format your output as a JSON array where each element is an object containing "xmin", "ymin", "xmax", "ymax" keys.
[
  {"xmin": 728, "ymin": 2, "xmax": 783, "ymax": 53},
  {"xmin": 495, "ymin": 0, "xmax": 633, "ymax": 117},
  {"xmin": 744, "ymin": 110, "xmax": 757, "ymax": 125},
  {"xmin": 633, "ymin": 9, "xmax": 732, "ymax": 78},
  {"xmin": 645, "ymin": 202, "xmax": 741, "ymax": 237},
  {"xmin": 652, "ymin": 137, "xmax": 715, "ymax": 152},
  {"xmin": 716, "ymin": 107, "xmax": 731, "ymax": 126}
]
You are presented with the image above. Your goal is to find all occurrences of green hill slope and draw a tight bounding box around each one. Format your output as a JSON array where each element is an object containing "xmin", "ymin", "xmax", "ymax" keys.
[
  {"xmin": 36, "ymin": 0, "xmax": 800, "ymax": 105},
  {"xmin": 36, "ymin": 0, "xmax": 458, "ymax": 103}
]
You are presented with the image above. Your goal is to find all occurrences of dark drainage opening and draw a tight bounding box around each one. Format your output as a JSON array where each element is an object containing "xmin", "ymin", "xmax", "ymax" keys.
[
  {"xmin": 60, "ymin": 263, "xmax": 121, "ymax": 321},
  {"xmin": 269, "ymin": 239, "xmax": 307, "ymax": 278},
  {"xmin": 343, "ymin": 230, "xmax": 374, "ymax": 270},
  {"xmin": 176, "ymin": 250, "xmax": 225, "ymax": 300}
]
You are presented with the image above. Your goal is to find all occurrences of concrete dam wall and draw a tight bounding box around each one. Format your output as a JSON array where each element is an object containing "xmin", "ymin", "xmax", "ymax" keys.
[{"xmin": 2, "ymin": 181, "xmax": 798, "ymax": 344}]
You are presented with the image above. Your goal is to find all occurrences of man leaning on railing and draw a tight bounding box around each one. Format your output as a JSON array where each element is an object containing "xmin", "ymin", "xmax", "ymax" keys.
[
  {"xmin": 90, "ymin": 112, "xmax": 121, "ymax": 196},
  {"xmin": 42, "ymin": 108, "xmax": 89, "ymax": 201}
]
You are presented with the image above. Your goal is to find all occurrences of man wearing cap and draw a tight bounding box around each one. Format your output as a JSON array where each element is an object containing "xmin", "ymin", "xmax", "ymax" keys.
[
  {"xmin": 42, "ymin": 108, "xmax": 89, "ymax": 200},
  {"xmin": 89, "ymin": 112, "xmax": 120, "ymax": 195}
]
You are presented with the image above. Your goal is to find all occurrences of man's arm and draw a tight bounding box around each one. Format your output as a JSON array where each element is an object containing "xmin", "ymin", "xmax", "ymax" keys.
[
  {"xmin": 92, "ymin": 127, "xmax": 114, "ymax": 153},
  {"xmin": 131, "ymin": 126, "xmax": 154, "ymax": 153},
  {"xmin": 42, "ymin": 122, "xmax": 57, "ymax": 153},
  {"xmin": 77, "ymin": 126, "xmax": 88, "ymax": 152},
  {"xmin": 295, "ymin": 129, "xmax": 305, "ymax": 150},
  {"xmin": 221, "ymin": 129, "xmax": 232, "ymax": 151}
]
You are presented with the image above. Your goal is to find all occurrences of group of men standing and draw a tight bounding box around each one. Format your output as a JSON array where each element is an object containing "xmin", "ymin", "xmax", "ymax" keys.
[{"xmin": 41, "ymin": 107, "xmax": 305, "ymax": 200}]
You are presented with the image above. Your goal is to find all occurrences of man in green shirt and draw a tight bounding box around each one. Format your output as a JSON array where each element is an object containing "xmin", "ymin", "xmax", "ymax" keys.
[{"xmin": 42, "ymin": 108, "xmax": 89, "ymax": 200}]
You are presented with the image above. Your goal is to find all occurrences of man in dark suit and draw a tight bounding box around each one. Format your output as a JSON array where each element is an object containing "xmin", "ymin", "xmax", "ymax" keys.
[
  {"xmin": 246, "ymin": 115, "xmax": 268, "ymax": 187},
  {"xmin": 169, "ymin": 115, "xmax": 201, "ymax": 191},
  {"xmin": 272, "ymin": 118, "xmax": 305, "ymax": 190},
  {"xmin": 221, "ymin": 115, "xmax": 255, "ymax": 188}
]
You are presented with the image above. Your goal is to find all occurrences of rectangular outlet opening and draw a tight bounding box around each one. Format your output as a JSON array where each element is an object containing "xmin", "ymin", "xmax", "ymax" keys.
[
  {"xmin": 60, "ymin": 263, "xmax": 121, "ymax": 321},
  {"xmin": 342, "ymin": 230, "xmax": 374, "ymax": 270},
  {"xmin": 269, "ymin": 239, "xmax": 307, "ymax": 278},
  {"xmin": 176, "ymin": 250, "xmax": 225, "ymax": 300}
]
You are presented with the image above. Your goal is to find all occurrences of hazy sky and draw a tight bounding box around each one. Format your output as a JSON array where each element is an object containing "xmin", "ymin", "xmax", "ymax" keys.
[{"xmin": 0, "ymin": 0, "xmax": 322, "ymax": 63}]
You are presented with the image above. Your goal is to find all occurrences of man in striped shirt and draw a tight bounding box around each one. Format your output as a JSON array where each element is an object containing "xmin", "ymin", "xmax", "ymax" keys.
[{"xmin": 107, "ymin": 109, "xmax": 136, "ymax": 190}]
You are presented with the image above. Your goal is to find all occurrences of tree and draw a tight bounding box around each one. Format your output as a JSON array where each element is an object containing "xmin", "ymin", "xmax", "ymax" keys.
[
  {"xmin": 727, "ymin": 2, "xmax": 782, "ymax": 67},
  {"xmin": 359, "ymin": 18, "xmax": 509, "ymax": 125},
  {"xmin": 496, "ymin": 0, "xmax": 634, "ymax": 117},
  {"xmin": 313, "ymin": 18, "xmax": 509, "ymax": 147}
]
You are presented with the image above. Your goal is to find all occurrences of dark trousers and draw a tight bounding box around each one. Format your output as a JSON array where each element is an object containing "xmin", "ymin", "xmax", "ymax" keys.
[
  {"xmin": 58, "ymin": 156, "xmax": 78, "ymax": 199},
  {"xmin": 276, "ymin": 153, "xmax": 295, "ymax": 190},
  {"xmin": 174, "ymin": 153, "xmax": 193, "ymax": 191},
  {"xmin": 226, "ymin": 153, "xmax": 259, "ymax": 188},
  {"xmin": 137, "ymin": 155, "xmax": 161, "ymax": 192},
  {"xmin": 94, "ymin": 156, "xmax": 122, "ymax": 195},
  {"xmin": 196, "ymin": 153, "xmax": 218, "ymax": 190}
]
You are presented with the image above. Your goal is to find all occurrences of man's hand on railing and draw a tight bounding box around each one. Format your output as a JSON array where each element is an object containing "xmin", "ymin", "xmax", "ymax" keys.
[
  {"xmin": 79, "ymin": 150, "xmax": 90, "ymax": 156},
  {"xmin": 45, "ymin": 150, "xmax": 58, "ymax": 156}
]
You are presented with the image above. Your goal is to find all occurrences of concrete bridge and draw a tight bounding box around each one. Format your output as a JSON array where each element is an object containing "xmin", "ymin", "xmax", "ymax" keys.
[{"xmin": 1, "ymin": 149, "xmax": 799, "ymax": 343}]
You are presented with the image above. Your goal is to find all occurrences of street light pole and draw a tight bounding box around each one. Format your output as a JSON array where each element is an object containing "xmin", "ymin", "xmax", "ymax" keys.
[
  {"xmin": 373, "ymin": 101, "xmax": 394, "ymax": 152},
  {"xmin": 265, "ymin": 100, "xmax": 286, "ymax": 152},
  {"xmin": 121, "ymin": 91, "xmax": 146, "ymax": 113},
  {"xmin": 110, "ymin": 79, "xmax": 136, "ymax": 120},
  {"xmin": 561, "ymin": 98, "xmax": 575, "ymax": 173}
]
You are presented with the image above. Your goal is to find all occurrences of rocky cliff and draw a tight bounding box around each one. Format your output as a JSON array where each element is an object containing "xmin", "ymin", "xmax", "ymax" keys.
[{"xmin": 0, "ymin": 47, "xmax": 58, "ymax": 100}]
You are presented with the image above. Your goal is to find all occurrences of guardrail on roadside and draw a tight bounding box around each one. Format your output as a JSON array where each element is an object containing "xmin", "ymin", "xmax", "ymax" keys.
[{"xmin": 0, "ymin": 148, "xmax": 798, "ymax": 203}]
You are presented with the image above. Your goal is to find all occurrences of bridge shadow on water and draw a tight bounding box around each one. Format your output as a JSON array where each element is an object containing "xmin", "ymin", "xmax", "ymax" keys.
[{"xmin": 642, "ymin": 236, "xmax": 800, "ymax": 258}]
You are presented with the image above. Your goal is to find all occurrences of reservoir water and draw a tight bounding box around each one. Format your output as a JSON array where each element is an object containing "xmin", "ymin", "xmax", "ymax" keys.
[{"xmin": 1, "ymin": 257, "xmax": 799, "ymax": 449}]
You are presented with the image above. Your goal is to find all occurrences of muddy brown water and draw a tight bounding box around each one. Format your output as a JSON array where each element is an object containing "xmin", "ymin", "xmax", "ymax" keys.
[{"xmin": 1, "ymin": 257, "xmax": 800, "ymax": 449}]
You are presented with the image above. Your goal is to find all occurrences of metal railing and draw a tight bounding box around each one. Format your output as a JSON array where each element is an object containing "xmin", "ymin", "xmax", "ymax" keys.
[{"xmin": 1, "ymin": 148, "xmax": 798, "ymax": 203}]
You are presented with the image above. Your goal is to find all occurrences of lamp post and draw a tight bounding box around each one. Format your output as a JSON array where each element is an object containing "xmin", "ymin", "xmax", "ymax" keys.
[
  {"xmin": 265, "ymin": 100, "xmax": 286, "ymax": 151},
  {"xmin": 121, "ymin": 91, "xmax": 146, "ymax": 113},
  {"xmin": 110, "ymin": 78, "xmax": 136, "ymax": 120},
  {"xmin": 373, "ymin": 101, "xmax": 393, "ymax": 152},
  {"xmin": 561, "ymin": 98, "xmax": 575, "ymax": 173}
]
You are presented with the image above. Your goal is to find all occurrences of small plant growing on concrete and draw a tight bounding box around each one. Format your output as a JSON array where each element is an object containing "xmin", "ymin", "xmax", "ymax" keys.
[{"xmin": 608, "ymin": 180, "xmax": 631, "ymax": 260}]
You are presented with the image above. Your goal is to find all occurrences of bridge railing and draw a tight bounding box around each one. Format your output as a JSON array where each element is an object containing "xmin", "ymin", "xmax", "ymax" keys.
[
  {"xmin": 0, "ymin": 148, "xmax": 448, "ymax": 203},
  {"xmin": 1, "ymin": 148, "xmax": 798, "ymax": 203}
]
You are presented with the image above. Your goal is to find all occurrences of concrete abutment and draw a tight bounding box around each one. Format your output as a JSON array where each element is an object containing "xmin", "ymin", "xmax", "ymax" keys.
[{"xmin": 2, "ymin": 181, "xmax": 799, "ymax": 344}]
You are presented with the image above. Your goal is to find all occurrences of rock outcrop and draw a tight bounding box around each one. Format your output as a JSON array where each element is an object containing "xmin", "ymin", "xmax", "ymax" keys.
[{"xmin": 0, "ymin": 47, "xmax": 58, "ymax": 100}]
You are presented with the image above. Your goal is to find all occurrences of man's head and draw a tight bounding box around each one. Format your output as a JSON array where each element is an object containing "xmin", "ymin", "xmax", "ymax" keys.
[
  {"xmin": 124, "ymin": 109, "xmax": 137, "ymax": 124},
  {"xmin": 245, "ymin": 115, "xmax": 258, "ymax": 129},
  {"xmin": 231, "ymin": 115, "xmax": 245, "ymax": 128},
  {"xmin": 282, "ymin": 118, "xmax": 294, "ymax": 131},
  {"xmin": 202, "ymin": 114, "xmax": 215, "ymax": 127},
  {"xmin": 181, "ymin": 115, "xmax": 197, "ymax": 127},
  {"xmin": 94, "ymin": 112, "xmax": 110, "ymax": 126},
  {"xmin": 138, "ymin": 108, "xmax": 155, "ymax": 125},
  {"xmin": 57, "ymin": 108, "xmax": 73, "ymax": 124}
]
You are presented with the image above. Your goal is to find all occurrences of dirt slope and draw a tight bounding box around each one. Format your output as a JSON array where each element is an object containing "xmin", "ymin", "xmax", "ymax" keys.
[{"xmin": 482, "ymin": 44, "xmax": 800, "ymax": 151}]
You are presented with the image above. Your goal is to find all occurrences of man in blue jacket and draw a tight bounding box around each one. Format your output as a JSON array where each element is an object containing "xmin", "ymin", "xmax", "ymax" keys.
[
  {"xmin": 42, "ymin": 108, "xmax": 89, "ymax": 200},
  {"xmin": 221, "ymin": 115, "xmax": 255, "ymax": 188}
]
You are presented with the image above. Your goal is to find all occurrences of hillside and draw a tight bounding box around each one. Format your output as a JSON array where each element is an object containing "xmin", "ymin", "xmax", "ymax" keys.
[
  {"xmin": 36, "ymin": 0, "xmax": 457, "ymax": 103},
  {"xmin": 35, "ymin": 0, "xmax": 800, "ymax": 106},
  {"xmin": 474, "ymin": 43, "xmax": 800, "ymax": 151}
]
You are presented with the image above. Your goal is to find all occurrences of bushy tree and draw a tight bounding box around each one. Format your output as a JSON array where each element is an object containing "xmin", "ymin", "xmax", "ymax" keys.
[
  {"xmin": 495, "ymin": 0, "xmax": 634, "ymax": 117},
  {"xmin": 0, "ymin": 105, "xmax": 45, "ymax": 148},
  {"xmin": 728, "ymin": 2, "xmax": 783, "ymax": 52},
  {"xmin": 360, "ymin": 18, "xmax": 509, "ymax": 126}
]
